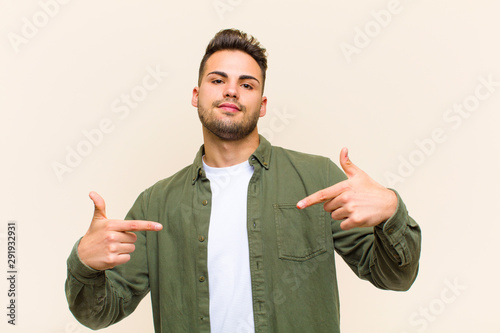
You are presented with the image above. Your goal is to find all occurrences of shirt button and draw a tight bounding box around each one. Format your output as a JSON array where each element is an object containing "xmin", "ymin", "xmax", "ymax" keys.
[
  {"xmin": 198, "ymin": 235, "xmax": 205, "ymax": 242},
  {"xmin": 199, "ymin": 276, "xmax": 206, "ymax": 282},
  {"xmin": 263, "ymin": 162, "xmax": 268, "ymax": 167},
  {"xmin": 202, "ymin": 200, "xmax": 208, "ymax": 206},
  {"xmin": 198, "ymin": 169, "xmax": 203, "ymax": 176}
]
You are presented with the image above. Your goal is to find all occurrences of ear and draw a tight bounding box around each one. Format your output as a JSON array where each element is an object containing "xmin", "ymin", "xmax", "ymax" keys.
[
  {"xmin": 191, "ymin": 87, "xmax": 199, "ymax": 107},
  {"xmin": 259, "ymin": 96, "xmax": 268, "ymax": 117}
]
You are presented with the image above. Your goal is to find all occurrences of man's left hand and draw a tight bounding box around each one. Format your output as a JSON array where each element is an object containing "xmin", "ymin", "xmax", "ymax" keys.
[{"xmin": 297, "ymin": 148, "xmax": 397, "ymax": 230}]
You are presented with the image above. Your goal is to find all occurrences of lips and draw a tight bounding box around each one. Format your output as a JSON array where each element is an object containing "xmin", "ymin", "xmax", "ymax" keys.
[{"xmin": 218, "ymin": 102, "xmax": 241, "ymax": 112}]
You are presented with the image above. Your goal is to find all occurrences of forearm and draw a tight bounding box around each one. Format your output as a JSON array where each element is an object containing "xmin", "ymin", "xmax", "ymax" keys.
[
  {"xmin": 363, "ymin": 190, "xmax": 421, "ymax": 291},
  {"xmin": 65, "ymin": 239, "xmax": 147, "ymax": 329}
]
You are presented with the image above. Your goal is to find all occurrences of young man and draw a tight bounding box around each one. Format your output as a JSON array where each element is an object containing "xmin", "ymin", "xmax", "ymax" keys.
[{"xmin": 66, "ymin": 29, "xmax": 421, "ymax": 332}]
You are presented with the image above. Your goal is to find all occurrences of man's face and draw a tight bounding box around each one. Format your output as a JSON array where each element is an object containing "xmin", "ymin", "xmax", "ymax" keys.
[{"xmin": 192, "ymin": 50, "xmax": 267, "ymax": 141}]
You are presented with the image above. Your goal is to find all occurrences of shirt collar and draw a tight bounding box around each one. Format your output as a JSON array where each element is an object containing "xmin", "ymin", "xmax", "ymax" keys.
[{"xmin": 191, "ymin": 134, "xmax": 272, "ymax": 184}]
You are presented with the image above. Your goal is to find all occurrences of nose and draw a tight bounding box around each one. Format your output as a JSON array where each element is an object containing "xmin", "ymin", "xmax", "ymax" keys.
[{"xmin": 223, "ymin": 81, "xmax": 239, "ymax": 99}]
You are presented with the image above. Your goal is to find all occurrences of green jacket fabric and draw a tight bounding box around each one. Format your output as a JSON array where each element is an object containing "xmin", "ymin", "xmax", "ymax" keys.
[{"xmin": 66, "ymin": 135, "xmax": 421, "ymax": 332}]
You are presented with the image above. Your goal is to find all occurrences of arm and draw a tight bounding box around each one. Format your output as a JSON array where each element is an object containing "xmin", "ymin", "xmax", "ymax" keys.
[
  {"xmin": 65, "ymin": 192, "xmax": 162, "ymax": 329},
  {"xmin": 331, "ymin": 189, "xmax": 421, "ymax": 290},
  {"xmin": 297, "ymin": 148, "xmax": 421, "ymax": 290}
]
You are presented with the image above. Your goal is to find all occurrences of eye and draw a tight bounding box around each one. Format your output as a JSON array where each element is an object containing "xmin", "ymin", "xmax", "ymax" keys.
[
  {"xmin": 212, "ymin": 79, "xmax": 224, "ymax": 84},
  {"xmin": 242, "ymin": 83, "xmax": 253, "ymax": 90}
]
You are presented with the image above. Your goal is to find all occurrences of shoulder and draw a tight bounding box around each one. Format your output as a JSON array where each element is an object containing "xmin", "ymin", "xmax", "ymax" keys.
[
  {"xmin": 125, "ymin": 163, "xmax": 196, "ymax": 219},
  {"xmin": 140, "ymin": 163, "xmax": 195, "ymax": 201},
  {"xmin": 272, "ymin": 145, "xmax": 331, "ymax": 165},
  {"xmin": 270, "ymin": 145, "xmax": 346, "ymax": 185}
]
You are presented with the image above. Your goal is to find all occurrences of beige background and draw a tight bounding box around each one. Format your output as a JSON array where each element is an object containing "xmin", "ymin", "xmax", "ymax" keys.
[{"xmin": 1, "ymin": 0, "xmax": 499, "ymax": 332}]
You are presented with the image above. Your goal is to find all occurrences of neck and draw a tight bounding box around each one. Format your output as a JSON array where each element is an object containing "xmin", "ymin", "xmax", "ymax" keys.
[{"xmin": 202, "ymin": 128, "xmax": 260, "ymax": 168}]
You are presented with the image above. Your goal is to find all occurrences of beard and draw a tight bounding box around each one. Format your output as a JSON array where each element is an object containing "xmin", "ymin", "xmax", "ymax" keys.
[{"xmin": 198, "ymin": 98, "xmax": 260, "ymax": 141}]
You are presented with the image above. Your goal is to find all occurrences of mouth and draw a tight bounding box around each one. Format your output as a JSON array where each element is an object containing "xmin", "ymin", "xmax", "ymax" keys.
[{"xmin": 218, "ymin": 102, "xmax": 241, "ymax": 112}]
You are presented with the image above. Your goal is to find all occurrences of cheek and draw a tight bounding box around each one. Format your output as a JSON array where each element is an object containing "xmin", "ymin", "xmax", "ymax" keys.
[
  {"xmin": 199, "ymin": 89, "xmax": 219, "ymax": 105},
  {"xmin": 248, "ymin": 97, "xmax": 264, "ymax": 112}
]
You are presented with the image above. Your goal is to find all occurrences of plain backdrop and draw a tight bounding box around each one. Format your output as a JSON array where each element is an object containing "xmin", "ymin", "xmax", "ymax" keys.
[{"xmin": 1, "ymin": 0, "xmax": 499, "ymax": 332}]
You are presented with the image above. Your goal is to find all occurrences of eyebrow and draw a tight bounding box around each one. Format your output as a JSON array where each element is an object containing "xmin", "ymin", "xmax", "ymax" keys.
[{"xmin": 207, "ymin": 71, "xmax": 260, "ymax": 84}]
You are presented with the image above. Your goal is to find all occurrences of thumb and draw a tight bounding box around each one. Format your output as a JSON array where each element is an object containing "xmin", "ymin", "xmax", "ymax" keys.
[
  {"xmin": 339, "ymin": 147, "xmax": 360, "ymax": 178},
  {"xmin": 89, "ymin": 191, "xmax": 107, "ymax": 219}
]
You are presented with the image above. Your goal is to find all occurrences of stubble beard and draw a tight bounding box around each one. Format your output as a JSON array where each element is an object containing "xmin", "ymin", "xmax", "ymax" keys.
[{"xmin": 198, "ymin": 99, "xmax": 260, "ymax": 141}]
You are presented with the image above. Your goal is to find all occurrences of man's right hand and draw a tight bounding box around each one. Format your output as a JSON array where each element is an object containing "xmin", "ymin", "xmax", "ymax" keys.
[{"xmin": 77, "ymin": 191, "xmax": 163, "ymax": 271}]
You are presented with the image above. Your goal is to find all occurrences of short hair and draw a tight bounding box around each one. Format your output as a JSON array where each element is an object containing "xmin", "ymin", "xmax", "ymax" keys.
[{"xmin": 198, "ymin": 28, "xmax": 268, "ymax": 92}]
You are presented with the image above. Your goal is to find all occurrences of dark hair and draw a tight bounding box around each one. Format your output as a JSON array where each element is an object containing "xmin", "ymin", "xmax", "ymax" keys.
[{"xmin": 198, "ymin": 29, "xmax": 268, "ymax": 92}]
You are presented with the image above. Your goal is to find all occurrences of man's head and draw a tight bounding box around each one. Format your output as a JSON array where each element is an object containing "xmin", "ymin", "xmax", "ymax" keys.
[
  {"xmin": 198, "ymin": 29, "xmax": 267, "ymax": 94},
  {"xmin": 192, "ymin": 29, "xmax": 268, "ymax": 142}
]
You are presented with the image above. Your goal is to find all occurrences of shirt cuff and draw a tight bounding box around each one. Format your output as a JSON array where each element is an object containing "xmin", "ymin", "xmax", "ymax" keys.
[
  {"xmin": 67, "ymin": 238, "xmax": 105, "ymax": 284},
  {"xmin": 374, "ymin": 189, "xmax": 409, "ymax": 245}
]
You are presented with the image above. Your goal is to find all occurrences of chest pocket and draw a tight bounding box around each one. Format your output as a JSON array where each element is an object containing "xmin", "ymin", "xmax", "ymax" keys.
[{"xmin": 273, "ymin": 203, "xmax": 327, "ymax": 261}]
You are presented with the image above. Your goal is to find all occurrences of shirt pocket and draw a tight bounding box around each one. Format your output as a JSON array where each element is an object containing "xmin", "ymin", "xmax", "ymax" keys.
[{"xmin": 273, "ymin": 203, "xmax": 326, "ymax": 261}]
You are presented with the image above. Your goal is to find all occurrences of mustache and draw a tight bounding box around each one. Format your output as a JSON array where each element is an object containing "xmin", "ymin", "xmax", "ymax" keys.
[{"xmin": 211, "ymin": 98, "xmax": 245, "ymax": 111}]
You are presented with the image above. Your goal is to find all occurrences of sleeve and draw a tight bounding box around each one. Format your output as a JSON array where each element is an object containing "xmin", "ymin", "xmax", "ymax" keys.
[
  {"xmin": 328, "ymin": 160, "xmax": 422, "ymax": 291},
  {"xmin": 65, "ymin": 192, "xmax": 151, "ymax": 329}
]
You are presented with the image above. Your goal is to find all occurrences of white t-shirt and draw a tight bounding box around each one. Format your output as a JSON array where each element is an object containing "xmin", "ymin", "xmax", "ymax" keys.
[{"xmin": 203, "ymin": 158, "xmax": 255, "ymax": 333}]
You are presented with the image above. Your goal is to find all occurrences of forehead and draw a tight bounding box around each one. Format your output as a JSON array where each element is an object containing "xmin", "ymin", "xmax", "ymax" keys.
[{"xmin": 204, "ymin": 50, "xmax": 262, "ymax": 80}]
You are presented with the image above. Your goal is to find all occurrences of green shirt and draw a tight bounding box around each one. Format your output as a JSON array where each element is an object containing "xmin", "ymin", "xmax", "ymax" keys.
[{"xmin": 66, "ymin": 135, "xmax": 421, "ymax": 332}]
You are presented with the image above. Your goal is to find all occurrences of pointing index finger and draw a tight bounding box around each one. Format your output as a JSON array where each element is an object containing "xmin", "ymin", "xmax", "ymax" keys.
[
  {"xmin": 297, "ymin": 188, "xmax": 331, "ymax": 209},
  {"xmin": 112, "ymin": 220, "xmax": 163, "ymax": 232},
  {"xmin": 297, "ymin": 181, "xmax": 349, "ymax": 209}
]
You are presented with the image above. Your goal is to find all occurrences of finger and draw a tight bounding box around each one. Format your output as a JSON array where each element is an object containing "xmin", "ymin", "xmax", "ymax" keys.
[
  {"xmin": 110, "ymin": 220, "xmax": 163, "ymax": 232},
  {"xmin": 113, "ymin": 253, "xmax": 132, "ymax": 267},
  {"xmin": 121, "ymin": 231, "xmax": 138, "ymax": 243},
  {"xmin": 322, "ymin": 190, "xmax": 351, "ymax": 212},
  {"xmin": 106, "ymin": 245, "xmax": 136, "ymax": 268},
  {"xmin": 117, "ymin": 243, "xmax": 136, "ymax": 255},
  {"xmin": 297, "ymin": 188, "xmax": 331, "ymax": 209},
  {"xmin": 330, "ymin": 207, "xmax": 349, "ymax": 221},
  {"xmin": 340, "ymin": 216, "xmax": 372, "ymax": 230},
  {"xmin": 104, "ymin": 230, "xmax": 138, "ymax": 244},
  {"xmin": 90, "ymin": 191, "xmax": 107, "ymax": 219},
  {"xmin": 297, "ymin": 181, "xmax": 349, "ymax": 209},
  {"xmin": 340, "ymin": 218, "xmax": 359, "ymax": 231},
  {"xmin": 339, "ymin": 147, "xmax": 361, "ymax": 179}
]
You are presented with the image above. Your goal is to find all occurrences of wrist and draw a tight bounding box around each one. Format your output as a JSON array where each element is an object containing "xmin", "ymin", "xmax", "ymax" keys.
[{"xmin": 383, "ymin": 188, "xmax": 398, "ymax": 222}]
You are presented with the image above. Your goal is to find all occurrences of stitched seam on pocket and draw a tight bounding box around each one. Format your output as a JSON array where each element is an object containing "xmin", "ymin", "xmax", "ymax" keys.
[{"xmin": 274, "ymin": 203, "xmax": 326, "ymax": 262}]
